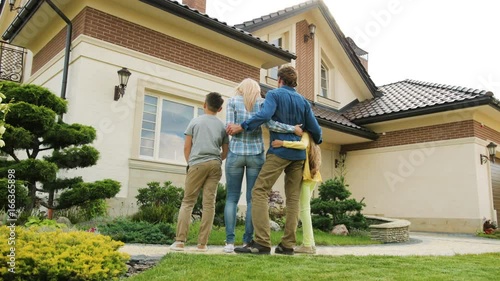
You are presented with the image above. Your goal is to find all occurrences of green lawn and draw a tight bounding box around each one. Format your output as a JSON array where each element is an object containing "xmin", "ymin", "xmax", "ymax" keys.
[
  {"xmin": 185, "ymin": 222, "xmax": 380, "ymax": 246},
  {"xmin": 126, "ymin": 253, "xmax": 500, "ymax": 281}
]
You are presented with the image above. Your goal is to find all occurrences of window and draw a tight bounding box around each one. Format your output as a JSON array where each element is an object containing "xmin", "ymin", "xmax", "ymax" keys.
[
  {"xmin": 268, "ymin": 38, "xmax": 283, "ymax": 80},
  {"xmin": 320, "ymin": 61, "xmax": 329, "ymax": 97},
  {"xmin": 140, "ymin": 95, "xmax": 203, "ymax": 163}
]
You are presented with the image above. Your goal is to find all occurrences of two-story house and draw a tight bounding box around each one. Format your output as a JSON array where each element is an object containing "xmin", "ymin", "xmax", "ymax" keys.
[{"xmin": 1, "ymin": 0, "xmax": 499, "ymax": 233}]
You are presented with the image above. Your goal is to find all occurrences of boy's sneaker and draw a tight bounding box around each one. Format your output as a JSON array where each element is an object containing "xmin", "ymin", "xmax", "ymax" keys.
[
  {"xmin": 275, "ymin": 243, "xmax": 294, "ymax": 255},
  {"xmin": 169, "ymin": 241, "xmax": 185, "ymax": 251},
  {"xmin": 196, "ymin": 244, "xmax": 208, "ymax": 252},
  {"xmin": 234, "ymin": 240, "xmax": 271, "ymax": 255},
  {"xmin": 223, "ymin": 243, "xmax": 235, "ymax": 253},
  {"xmin": 294, "ymin": 245, "xmax": 316, "ymax": 254}
]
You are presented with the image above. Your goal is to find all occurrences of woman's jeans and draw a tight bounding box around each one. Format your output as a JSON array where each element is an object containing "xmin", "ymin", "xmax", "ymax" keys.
[{"xmin": 224, "ymin": 151, "xmax": 265, "ymax": 244}]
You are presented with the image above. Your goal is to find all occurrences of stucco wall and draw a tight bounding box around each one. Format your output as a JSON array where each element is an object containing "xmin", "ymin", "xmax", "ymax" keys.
[{"xmin": 345, "ymin": 138, "xmax": 493, "ymax": 233}]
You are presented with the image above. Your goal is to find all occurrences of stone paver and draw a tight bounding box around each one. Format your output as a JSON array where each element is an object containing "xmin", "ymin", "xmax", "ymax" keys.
[{"xmin": 119, "ymin": 232, "xmax": 500, "ymax": 257}]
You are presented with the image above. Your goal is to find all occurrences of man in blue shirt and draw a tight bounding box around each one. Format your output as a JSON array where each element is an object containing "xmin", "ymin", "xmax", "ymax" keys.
[{"xmin": 227, "ymin": 66, "xmax": 322, "ymax": 255}]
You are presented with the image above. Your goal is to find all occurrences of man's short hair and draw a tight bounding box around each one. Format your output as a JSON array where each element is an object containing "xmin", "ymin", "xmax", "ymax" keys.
[
  {"xmin": 205, "ymin": 92, "xmax": 224, "ymax": 112},
  {"xmin": 278, "ymin": 65, "xmax": 298, "ymax": 87}
]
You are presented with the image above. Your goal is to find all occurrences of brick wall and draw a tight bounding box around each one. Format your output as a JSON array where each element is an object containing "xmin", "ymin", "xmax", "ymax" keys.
[
  {"xmin": 342, "ymin": 120, "xmax": 500, "ymax": 152},
  {"xmin": 32, "ymin": 7, "xmax": 259, "ymax": 82},
  {"xmin": 295, "ymin": 20, "xmax": 314, "ymax": 100}
]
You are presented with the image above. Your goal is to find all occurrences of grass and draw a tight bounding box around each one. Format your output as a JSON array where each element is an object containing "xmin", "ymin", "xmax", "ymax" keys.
[
  {"xmin": 184, "ymin": 221, "xmax": 380, "ymax": 246},
  {"xmin": 477, "ymin": 232, "xmax": 500, "ymax": 239},
  {"xmin": 125, "ymin": 252, "xmax": 500, "ymax": 281}
]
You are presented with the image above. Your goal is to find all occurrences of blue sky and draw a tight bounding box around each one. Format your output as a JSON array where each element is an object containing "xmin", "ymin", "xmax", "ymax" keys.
[{"xmin": 208, "ymin": 0, "xmax": 500, "ymax": 96}]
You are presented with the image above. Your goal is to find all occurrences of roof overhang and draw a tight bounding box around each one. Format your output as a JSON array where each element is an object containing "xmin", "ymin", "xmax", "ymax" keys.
[
  {"xmin": 3, "ymin": 0, "xmax": 296, "ymax": 68},
  {"xmin": 139, "ymin": 0, "xmax": 296, "ymax": 66},
  {"xmin": 353, "ymin": 95, "xmax": 497, "ymax": 125}
]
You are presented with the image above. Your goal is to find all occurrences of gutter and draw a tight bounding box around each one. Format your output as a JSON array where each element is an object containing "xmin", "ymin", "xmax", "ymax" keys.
[
  {"xmin": 353, "ymin": 96, "xmax": 493, "ymax": 125},
  {"xmin": 317, "ymin": 118, "xmax": 379, "ymax": 140}
]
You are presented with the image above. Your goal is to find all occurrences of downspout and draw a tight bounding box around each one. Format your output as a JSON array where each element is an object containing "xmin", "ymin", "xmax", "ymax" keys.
[
  {"xmin": 45, "ymin": 0, "xmax": 71, "ymax": 219},
  {"xmin": 45, "ymin": 0, "xmax": 71, "ymax": 102}
]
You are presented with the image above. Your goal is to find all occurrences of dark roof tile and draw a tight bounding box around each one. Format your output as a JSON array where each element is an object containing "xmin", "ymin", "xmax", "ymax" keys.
[{"xmin": 344, "ymin": 79, "xmax": 493, "ymax": 122}]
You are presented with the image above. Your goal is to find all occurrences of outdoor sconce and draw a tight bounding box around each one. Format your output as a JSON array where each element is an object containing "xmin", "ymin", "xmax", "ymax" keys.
[
  {"xmin": 480, "ymin": 142, "xmax": 497, "ymax": 165},
  {"xmin": 9, "ymin": 0, "xmax": 22, "ymax": 11},
  {"xmin": 304, "ymin": 23, "xmax": 316, "ymax": 43},
  {"xmin": 114, "ymin": 67, "xmax": 132, "ymax": 101}
]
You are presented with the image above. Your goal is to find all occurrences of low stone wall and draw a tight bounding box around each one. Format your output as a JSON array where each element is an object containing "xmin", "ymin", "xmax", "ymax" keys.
[{"xmin": 366, "ymin": 215, "xmax": 411, "ymax": 243}]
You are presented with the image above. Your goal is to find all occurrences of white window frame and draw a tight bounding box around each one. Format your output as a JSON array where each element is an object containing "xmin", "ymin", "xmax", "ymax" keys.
[
  {"xmin": 139, "ymin": 93, "xmax": 204, "ymax": 165},
  {"xmin": 267, "ymin": 37, "xmax": 283, "ymax": 81},
  {"xmin": 320, "ymin": 61, "xmax": 329, "ymax": 98}
]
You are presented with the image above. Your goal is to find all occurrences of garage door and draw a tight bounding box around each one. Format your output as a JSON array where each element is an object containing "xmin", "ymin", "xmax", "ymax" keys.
[{"xmin": 492, "ymin": 158, "xmax": 500, "ymax": 221}]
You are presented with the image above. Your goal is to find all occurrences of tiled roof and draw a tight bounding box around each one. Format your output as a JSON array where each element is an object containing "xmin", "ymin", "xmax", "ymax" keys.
[
  {"xmin": 3, "ymin": 0, "xmax": 296, "ymax": 60},
  {"xmin": 312, "ymin": 104, "xmax": 367, "ymax": 131},
  {"xmin": 344, "ymin": 79, "xmax": 495, "ymax": 123},
  {"xmin": 235, "ymin": 0, "xmax": 318, "ymax": 31}
]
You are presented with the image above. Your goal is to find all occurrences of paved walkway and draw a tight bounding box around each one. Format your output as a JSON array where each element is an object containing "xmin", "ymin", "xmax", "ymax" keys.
[{"xmin": 119, "ymin": 232, "xmax": 500, "ymax": 257}]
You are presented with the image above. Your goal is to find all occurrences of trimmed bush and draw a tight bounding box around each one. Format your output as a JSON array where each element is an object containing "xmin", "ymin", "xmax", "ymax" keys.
[
  {"xmin": 0, "ymin": 226, "xmax": 129, "ymax": 281},
  {"xmin": 98, "ymin": 218, "xmax": 175, "ymax": 244}
]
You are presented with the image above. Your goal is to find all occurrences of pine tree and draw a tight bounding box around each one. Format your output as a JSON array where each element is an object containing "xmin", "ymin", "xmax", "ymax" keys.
[{"xmin": 0, "ymin": 81, "xmax": 120, "ymax": 214}]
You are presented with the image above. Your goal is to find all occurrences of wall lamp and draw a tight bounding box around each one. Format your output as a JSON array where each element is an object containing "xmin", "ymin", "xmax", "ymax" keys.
[
  {"xmin": 480, "ymin": 142, "xmax": 497, "ymax": 165},
  {"xmin": 9, "ymin": 0, "xmax": 22, "ymax": 11},
  {"xmin": 304, "ymin": 23, "xmax": 316, "ymax": 43},
  {"xmin": 114, "ymin": 67, "xmax": 132, "ymax": 101}
]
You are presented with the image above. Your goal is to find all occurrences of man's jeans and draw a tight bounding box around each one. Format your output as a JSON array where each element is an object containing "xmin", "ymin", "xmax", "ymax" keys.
[{"xmin": 224, "ymin": 151, "xmax": 265, "ymax": 244}]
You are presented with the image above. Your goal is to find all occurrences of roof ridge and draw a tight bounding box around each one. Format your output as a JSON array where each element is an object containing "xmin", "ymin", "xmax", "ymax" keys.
[
  {"xmin": 234, "ymin": 0, "xmax": 318, "ymax": 29},
  {"xmin": 402, "ymin": 79, "xmax": 490, "ymax": 95}
]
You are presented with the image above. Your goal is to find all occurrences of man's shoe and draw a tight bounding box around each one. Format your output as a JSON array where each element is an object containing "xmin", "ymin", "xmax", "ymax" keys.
[
  {"xmin": 275, "ymin": 243, "xmax": 294, "ymax": 255},
  {"xmin": 234, "ymin": 240, "xmax": 271, "ymax": 255},
  {"xmin": 294, "ymin": 245, "xmax": 316, "ymax": 254}
]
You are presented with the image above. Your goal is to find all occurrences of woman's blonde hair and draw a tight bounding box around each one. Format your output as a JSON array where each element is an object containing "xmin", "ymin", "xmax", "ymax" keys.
[
  {"xmin": 308, "ymin": 132, "xmax": 322, "ymax": 177},
  {"xmin": 235, "ymin": 78, "xmax": 261, "ymax": 112}
]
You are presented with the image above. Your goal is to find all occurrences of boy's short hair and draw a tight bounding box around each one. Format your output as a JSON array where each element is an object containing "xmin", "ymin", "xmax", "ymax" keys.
[
  {"xmin": 278, "ymin": 65, "xmax": 298, "ymax": 87},
  {"xmin": 206, "ymin": 92, "xmax": 224, "ymax": 112}
]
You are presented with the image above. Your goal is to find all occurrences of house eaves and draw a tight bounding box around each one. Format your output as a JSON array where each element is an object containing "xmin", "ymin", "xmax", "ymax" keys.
[
  {"xmin": 345, "ymin": 79, "xmax": 500, "ymax": 125},
  {"xmin": 140, "ymin": 0, "xmax": 296, "ymax": 62},
  {"xmin": 2, "ymin": 0, "xmax": 44, "ymax": 41},
  {"xmin": 3, "ymin": 0, "xmax": 296, "ymax": 63},
  {"xmin": 235, "ymin": 0, "xmax": 380, "ymax": 97},
  {"xmin": 312, "ymin": 103, "xmax": 379, "ymax": 140}
]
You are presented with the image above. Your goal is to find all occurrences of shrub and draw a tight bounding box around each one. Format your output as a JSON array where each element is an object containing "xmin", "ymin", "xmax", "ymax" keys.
[
  {"xmin": 98, "ymin": 217, "xmax": 175, "ymax": 244},
  {"xmin": 24, "ymin": 216, "xmax": 66, "ymax": 228},
  {"xmin": 311, "ymin": 155, "xmax": 368, "ymax": 232},
  {"xmin": 54, "ymin": 199, "xmax": 108, "ymax": 224},
  {"xmin": 0, "ymin": 179, "xmax": 30, "ymax": 211},
  {"xmin": 133, "ymin": 181, "xmax": 183, "ymax": 224},
  {"xmin": 0, "ymin": 226, "xmax": 129, "ymax": 281}
]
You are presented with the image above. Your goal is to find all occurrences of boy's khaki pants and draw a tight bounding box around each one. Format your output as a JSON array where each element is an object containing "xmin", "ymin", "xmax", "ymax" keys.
[{"xmin": 175, "ymin": 160, "xmax": 222, "ymax": 245}]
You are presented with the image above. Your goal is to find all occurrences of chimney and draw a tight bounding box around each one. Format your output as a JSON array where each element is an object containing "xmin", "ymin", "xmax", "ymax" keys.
[
  {"xmin": 346, "ymin": 37, "xmax": 368, "ymax": 72},
  {"xmin": 182, "ymin": 0, "xmax": 206, "ymax": 13}
]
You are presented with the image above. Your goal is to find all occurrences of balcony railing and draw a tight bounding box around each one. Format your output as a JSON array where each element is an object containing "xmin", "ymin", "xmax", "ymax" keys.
[{"xmin": 0, "ymin": 41, "xmax": 25, "ymax": 83}]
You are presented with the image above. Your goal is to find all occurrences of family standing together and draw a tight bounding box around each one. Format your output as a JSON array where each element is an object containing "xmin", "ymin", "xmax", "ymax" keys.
[{"xmin": 170, "ymin": 66, "xmax": 323, "ymax": 255}]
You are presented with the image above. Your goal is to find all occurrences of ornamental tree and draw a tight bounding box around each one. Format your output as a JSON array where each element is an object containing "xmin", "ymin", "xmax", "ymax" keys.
[{"xmin": 0, "ymin": 81, "xmax": 120, "ymax": 213}]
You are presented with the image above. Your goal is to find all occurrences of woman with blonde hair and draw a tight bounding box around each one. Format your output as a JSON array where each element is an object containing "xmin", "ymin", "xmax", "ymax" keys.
[
  {"xmin": 272, "ymin": 131, "xmax": 322, "ymax": 254},
  {"xmin": 223, "ymin": 78, "xmax": 299, "ymax": 253}
]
